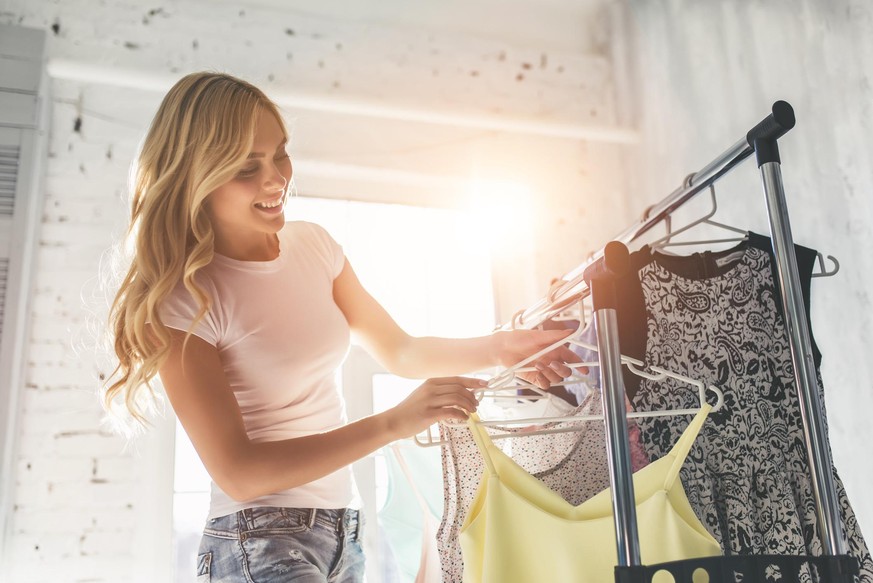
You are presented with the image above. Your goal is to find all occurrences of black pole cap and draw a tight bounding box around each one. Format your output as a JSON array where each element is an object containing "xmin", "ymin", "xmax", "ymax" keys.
[
  {"xmin": 747, "ymin": 101, "xmax": 795, "ymax": 167},
  {"xmin": 583, "ymin": 241, "xmax": 630, "ymax": 283}
]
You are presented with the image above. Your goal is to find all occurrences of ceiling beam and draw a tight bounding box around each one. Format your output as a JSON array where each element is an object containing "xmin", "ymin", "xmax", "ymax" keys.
[{"xmin": 47, "ymin": 59, "xmax": 639, "ymax": 144}]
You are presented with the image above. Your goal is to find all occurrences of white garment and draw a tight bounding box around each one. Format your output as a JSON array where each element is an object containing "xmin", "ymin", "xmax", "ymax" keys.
[
  {"xmin": 490, "ymin": 394, "xmax": 576, "ymax": 423},
  {"xmin": 159, "ymin": 221, "xmax": 358, "ymax": 517}
]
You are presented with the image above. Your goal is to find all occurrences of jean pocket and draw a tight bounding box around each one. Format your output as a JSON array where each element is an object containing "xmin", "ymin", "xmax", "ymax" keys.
[
  {"xmin": 241, "ymin": 530, "xmax": 327, "ymax": 583},
  {"xmin": 196, "ymin": 551, "xmax": 212, "ymax": 582}
]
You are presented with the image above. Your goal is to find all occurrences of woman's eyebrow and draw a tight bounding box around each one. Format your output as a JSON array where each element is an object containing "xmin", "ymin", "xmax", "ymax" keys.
[{"xmin": 247, "ymin": 139, "xmax": 287, "ymax": 158}]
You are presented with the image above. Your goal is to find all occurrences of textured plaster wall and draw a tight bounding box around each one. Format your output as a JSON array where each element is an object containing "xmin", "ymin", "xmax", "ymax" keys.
[{"xmin": 622, "ymin": 0, "xmax": 873, "ymax": 538}]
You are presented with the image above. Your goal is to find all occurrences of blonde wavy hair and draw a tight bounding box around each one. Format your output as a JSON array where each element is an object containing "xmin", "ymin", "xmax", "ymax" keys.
[{"xmin": 103, "ymin": 72, "xmax": 287, "ymax": 426}]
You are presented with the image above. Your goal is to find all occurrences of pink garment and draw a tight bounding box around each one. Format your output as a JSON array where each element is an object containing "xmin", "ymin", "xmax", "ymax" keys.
[
  {"xmin": 159, "ymin": 221, "xmax": 357, "ymax": 517},
  {"xmin": 390, "ymin": 445, "xmax": 442, "ymax": 583}
]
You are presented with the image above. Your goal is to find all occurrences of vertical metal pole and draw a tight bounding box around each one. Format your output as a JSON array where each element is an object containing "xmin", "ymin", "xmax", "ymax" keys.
[
  {"xmin": 594, "ymin": 308, "xmax": 642, "ymax": 567},
  {"xmin": 760, "ymin": 161, "xmax": 847, "ymax": 556}
]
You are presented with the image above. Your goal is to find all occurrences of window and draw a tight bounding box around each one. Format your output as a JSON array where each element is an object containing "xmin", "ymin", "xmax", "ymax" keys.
[{"xmin": 171, "ymin": 196, "xmax": 494, "ymax": 582}]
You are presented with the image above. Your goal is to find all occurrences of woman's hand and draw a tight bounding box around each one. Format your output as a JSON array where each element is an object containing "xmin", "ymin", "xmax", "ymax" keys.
[
  {"xmin": 491, "ymin": 328, "xmax": 586, "ymax": 390},
  {"xmin": 383, "ymin": 376, "xmax": 485, "ymax": 439}
]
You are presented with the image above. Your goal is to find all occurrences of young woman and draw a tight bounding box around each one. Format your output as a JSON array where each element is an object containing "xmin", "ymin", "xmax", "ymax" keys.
[{"xmin": 103, "ymin": 71, "xmax": 578, "ymax": 582}]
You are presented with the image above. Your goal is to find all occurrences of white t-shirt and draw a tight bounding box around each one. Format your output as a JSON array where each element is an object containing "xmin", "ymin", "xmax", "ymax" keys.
[{"xmin": 159, "ymin": 221, "xmax": 359, "ymax": 518}]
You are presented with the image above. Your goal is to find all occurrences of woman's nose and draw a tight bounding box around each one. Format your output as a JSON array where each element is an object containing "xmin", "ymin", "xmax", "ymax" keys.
[{"xmin": 264, "ymin": 167, "xmax": 287, "ymax": 193}]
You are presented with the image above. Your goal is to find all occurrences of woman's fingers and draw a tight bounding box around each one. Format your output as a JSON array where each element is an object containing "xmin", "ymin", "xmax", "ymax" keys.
[
  {"xmin": 432, "ymin": 406, "xmax": 470, "ymax": 423},
  {"xmin": 536, "ymin": 328, "xmax": 576, "ymax": 344},
  {"xmin": 555, "ymin": 345, "xmax": 583, "ymax": 364},
  {"xmin": 535, "ymin": 363, "xmax": 564, "ymax": 385},
  {"xmin": 535, "ymin": 372, "xmax": 551, "ymax": 390},
  {"xmin": 426, "ymin": 379, "xmax": 479, "ymax": 411},
  {"xmin": 388, "ymin": 377, "xmax": 484, "ymax": 437},
  {"xmin": 518, "ymin": 357, "xmax": 589, "ymax": 389},
  {"xmin": 432, "ymin": 392, "xmax": 478, "ymax": 413},
  {"xmin": 517, "ymin": 369, "xmax": 553, "ymax": 390},
  {"xmin": 547, "ymin": 360, "xmax": 574, "ymax": 378},
  {"xmin": 529, "ymin": 342, "xmax": 589, "ymax": 379}
]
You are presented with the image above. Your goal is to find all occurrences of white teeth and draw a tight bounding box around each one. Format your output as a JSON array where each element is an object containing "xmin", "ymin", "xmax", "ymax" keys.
[{"xmin": 256, "ymin": 198, "xmax": 283, "ymax": 209}]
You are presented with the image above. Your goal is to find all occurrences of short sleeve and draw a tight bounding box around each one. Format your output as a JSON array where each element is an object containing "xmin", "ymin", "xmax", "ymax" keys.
[
  {"xmin": 158, "ymin": 280, "xmax": 221, "ymax": 346},
  {"xmin": 303, "ymin": 222, "xmax": 345, "ymax": 279}
]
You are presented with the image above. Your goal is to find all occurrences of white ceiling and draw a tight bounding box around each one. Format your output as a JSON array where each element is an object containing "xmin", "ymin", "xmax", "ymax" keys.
[{"xmin": 220, "ymin": 0, "xmax": 614, "ymax": 55}]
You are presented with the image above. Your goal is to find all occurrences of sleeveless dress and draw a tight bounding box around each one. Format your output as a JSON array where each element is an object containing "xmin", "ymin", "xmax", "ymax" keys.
[
  {"xmin": 460, "ymin": 406, "xmax": 720, "ymax": 583},
  {"xmin": 437, "ymin": 390, "xmax": 650, "ymax": 582},
  {"xmin": 621, "ymin": 233, "xmax": 872, "ymax": 581}
]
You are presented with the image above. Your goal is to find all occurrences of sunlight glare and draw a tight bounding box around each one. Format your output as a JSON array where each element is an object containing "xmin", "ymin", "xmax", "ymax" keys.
[{"xmin": 462, "ymin": 179, "xmax": 534, "ymax": 257}]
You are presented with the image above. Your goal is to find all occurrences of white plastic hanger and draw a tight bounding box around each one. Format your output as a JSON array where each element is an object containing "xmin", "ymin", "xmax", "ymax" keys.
[
  {"xmin": 414, "ymin": 322, "xmax": 725, "ymax": 447},
  {"xmin": 545, "ymin": 277, "xmax": 592, "ymax": 328}
]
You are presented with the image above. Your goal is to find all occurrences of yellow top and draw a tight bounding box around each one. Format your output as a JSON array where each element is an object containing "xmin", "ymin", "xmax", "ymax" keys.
[{"xmin": 460, "ymin": 406, "xmax": 721, "ymax": 583}]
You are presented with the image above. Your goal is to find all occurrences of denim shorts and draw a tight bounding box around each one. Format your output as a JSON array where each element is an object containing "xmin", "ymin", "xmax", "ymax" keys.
[{"xmin": 196, "ymin": 507, "xmax": 365, "ymax": 582}]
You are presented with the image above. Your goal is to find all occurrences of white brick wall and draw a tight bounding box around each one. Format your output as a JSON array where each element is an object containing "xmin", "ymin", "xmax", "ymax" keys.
[
  {"xmin": 0, "ymin": 0, "xmax": 623, "ymax": 581},
  {"xmin": 5, "ymin": 77, "xmax": 195, "ymax": 582}
]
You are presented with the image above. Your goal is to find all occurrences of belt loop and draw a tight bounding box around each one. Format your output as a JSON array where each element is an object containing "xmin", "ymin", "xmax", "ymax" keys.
[
  {"xmin": 307, "ymin": 508, "xmax": 317, "ymax": 529},
  {"xmin": 338, "ymin": 508, "xmax": 347, "ymax": 534}
]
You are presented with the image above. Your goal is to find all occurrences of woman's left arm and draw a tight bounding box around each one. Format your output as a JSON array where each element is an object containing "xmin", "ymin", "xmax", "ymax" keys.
[{"xmin": 332, "ymin": 258, "xmax": 579, "ymax": 388}]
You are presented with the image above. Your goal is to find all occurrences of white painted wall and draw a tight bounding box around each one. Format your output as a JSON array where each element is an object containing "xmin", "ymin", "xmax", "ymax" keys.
[
  {"xmin": 621, "ymin": 0, "xmax": 873, "ymax": 541},
  {"xmin": 0, "ymin": 0, "xmax": 623, "ymax": 580}
]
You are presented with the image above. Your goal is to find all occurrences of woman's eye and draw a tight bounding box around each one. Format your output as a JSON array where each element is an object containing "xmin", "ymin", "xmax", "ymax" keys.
[{"xmin": 236, "ymin": 167, "xmax": 258, "ymax": 178}]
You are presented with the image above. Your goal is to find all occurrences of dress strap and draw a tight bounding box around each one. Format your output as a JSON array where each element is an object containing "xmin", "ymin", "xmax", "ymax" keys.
[
  {"xmin": 466, "ymin": 413, "xmax": 498, "ymax": 477},
  {"xmin": 663, "ymin": 405, "xmax": 712, "ymax": 490}
]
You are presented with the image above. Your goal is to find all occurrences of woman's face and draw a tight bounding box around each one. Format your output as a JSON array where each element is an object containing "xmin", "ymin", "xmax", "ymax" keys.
[{"xmin": 205, "ymin": 110, "xmax": 292, "ymax": 254}]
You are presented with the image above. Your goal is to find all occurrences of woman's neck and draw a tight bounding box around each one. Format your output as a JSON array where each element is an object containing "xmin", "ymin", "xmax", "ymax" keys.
[{"xmin": 213, "ymin": 231, "xmax": 280, "ymax": 261}]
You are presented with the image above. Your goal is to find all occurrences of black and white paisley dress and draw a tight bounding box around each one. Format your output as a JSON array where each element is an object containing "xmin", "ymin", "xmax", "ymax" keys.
[{"xmin": 619, "ymin": 233, "xmax": 872, "ymax": 581}]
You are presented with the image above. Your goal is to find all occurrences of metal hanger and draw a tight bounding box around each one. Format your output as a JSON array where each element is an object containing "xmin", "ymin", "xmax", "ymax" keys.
[
  {"xmin": 648, "ymin": 180, "xmax": 747, "ymax": 250},
  {"xmin": 647, "ymin": 175, "xmax": 839, "ymax": 277}
]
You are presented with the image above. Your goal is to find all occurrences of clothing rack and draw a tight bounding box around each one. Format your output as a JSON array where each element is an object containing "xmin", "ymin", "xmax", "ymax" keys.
[{"xmin": 508, "ymin": 101, "xmax": 858, "ymax": 582}]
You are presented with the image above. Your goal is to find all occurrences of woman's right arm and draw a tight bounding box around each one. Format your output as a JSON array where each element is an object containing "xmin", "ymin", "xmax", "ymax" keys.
[{"xmin": 158, "ymin": 328, "xmax": 481, "ymax": 502}]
